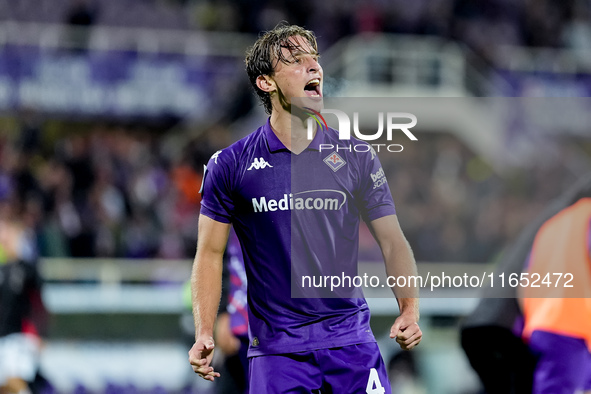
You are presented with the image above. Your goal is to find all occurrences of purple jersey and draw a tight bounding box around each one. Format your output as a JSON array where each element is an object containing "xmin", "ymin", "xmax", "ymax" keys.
[{"xmin": 200, "ymin": 118, "xmax": 396, "ymax": 357}]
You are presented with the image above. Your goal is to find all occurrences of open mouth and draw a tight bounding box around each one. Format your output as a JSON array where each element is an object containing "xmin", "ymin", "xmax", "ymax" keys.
[{"xmin": 304, "ymin": 79, "xmax": 321, "ymax": 97}]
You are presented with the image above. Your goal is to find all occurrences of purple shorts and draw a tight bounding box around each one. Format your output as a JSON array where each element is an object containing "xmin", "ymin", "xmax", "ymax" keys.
[
  {"xmin": 248, "ymin": 342, "xmax": 391, "ymax": 394},
  {"xmin": 530, "ymin": 330, "xmax": 591, "ymax": 394}
]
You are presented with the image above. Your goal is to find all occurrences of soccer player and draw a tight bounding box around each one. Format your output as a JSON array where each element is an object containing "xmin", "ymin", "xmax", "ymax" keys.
[
  {"xmin": 519, "ymin": 195, "xmax": 591, "ymax": 393},
  {"xmin": 462, "ymin": 175, "xmax": 591, "ymax": 394},
  {"xmin": 189, "ymin": 24, "xmax": 421, "ymax": 393}
]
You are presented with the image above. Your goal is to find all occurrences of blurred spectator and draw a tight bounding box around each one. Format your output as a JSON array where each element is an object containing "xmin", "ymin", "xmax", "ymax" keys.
[
  {"xmin": 66, "ymin": 0, "xmax": 96, "ymax": 27},
  {"xmin": 191, "ymin": 0, "xmax": 239, "ymax": 31},
  {"xmin": 16, "ymin": 109, "xmax": 41, "ymax": 156},
  {"xmin": 563, "ymin": 0, "xmax": 591, "ymax": 66},
  {"xmin": 0, "ymin": 0, "xmax": 588, "ymax": 61},
  {"xmin": 58, "ymin": 135, "xmax": 96, "ymax": 257},
  {"xmin": 64, "ymin": 0, "xmax": 99, "ymax": 50}
]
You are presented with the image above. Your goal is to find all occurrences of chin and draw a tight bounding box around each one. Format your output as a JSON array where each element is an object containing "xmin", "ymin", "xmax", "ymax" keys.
[{"xmin": 299, "ymin": 95, "xmax": 324, "ymax": 113}]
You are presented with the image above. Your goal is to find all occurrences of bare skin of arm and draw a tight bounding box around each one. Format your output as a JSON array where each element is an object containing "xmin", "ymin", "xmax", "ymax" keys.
[
  {"xmin": 368, "ymin": 214, "xmax": 422, "ymax": 350},
  {"xmin": 188, "ymin": 215, "xmax": 230, "ymax": 381}
]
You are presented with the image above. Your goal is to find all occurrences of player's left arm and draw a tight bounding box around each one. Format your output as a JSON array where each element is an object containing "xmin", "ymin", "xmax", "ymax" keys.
[{"xmin": 369, "ymin": 214, "xmax": 422, "ymax": 350}]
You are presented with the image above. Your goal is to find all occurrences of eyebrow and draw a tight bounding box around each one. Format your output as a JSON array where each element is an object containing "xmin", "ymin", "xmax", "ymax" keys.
[{"xmin": 300, "ymin": 49, "xmax": 319, "ymax": 56}]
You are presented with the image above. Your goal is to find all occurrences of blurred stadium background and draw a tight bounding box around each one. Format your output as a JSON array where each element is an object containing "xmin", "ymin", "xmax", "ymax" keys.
[{"xmin": 1, "ymin": 0, "xmax": 591, "ymax": 393}]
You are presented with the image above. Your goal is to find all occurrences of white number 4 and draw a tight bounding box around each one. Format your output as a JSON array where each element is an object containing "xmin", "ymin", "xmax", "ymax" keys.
[{"xmin": 366, "ymin": 368, "xmax": 385, "ymax": 394}]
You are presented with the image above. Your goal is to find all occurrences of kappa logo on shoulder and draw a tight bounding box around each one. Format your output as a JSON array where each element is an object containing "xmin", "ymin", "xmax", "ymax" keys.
[
  {"xmin": 210, "ymin": 150, "xmax": 222, "ymax": 164},
  {"xmin": 247, "ymin": 157, "xmax": 273, "ymax": 170}
]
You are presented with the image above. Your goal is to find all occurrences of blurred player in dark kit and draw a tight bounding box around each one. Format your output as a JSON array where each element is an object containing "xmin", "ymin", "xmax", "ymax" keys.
[{"xmin": 189, "ymin": 23, "xmax": 421, "ymax": 393}]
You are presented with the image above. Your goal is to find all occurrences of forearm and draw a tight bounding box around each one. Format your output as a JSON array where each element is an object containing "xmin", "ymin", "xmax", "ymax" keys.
[
  {"xmin": 383, "ymin": 238, "xmax": 420, "ymax": 318},
  {"xmin": 190, "ymin": 215, "xmax": 230, "ymax": 340},
  {"xmin": 395, "ymin": 293, "xmax": 419, "ymax": 320},
  {"xmin": 191, "ymin": 249, "xmax": 223, "ymax": 339}
]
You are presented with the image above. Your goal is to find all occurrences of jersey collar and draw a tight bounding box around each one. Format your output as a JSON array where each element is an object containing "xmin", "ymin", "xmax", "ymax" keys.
[
  {"xmin": 264, "ymin": 118, "xmax": 289, "ymax": 153},
  {"xmin": 264, "ymin": 118, "xmax": 325, "ymax": 153}
]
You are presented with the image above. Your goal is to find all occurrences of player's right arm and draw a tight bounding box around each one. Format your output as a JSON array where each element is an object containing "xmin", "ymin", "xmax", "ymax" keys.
[
  {"xmin": 369, "ymin": 214, "xmax": 421, "ymax": 350},
  {"xmin": 188, "ymin": 215, "xmax": 231, "ymax": 381}
]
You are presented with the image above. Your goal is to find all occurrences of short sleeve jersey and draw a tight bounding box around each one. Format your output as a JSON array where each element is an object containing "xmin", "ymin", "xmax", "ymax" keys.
[{"xmin": 200, "ymin": 118, "xmax": 396, "ymax": 357}]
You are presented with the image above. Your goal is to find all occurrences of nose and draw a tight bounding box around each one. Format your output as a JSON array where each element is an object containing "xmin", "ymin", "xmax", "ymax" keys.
[{"xmin": 307, "ymin": 56, "xmax": 321, "ymax": 74}]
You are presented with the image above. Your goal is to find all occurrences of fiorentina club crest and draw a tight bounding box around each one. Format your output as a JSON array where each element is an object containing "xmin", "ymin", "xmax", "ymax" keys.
[{"xmin": 323, "ymin": 152, "xmax": 346, "ymax": 172}]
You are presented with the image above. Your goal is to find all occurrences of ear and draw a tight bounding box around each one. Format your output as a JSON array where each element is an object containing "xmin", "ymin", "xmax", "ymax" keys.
[{"xmin": 256, "ymin": 75, "xmax": 276, "ymax": 93}]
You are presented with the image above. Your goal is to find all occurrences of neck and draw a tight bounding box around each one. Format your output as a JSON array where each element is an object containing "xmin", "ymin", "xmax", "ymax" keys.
[{"xmin": 269, "ymin": 107, "xmax": 315, "ymax": 154}]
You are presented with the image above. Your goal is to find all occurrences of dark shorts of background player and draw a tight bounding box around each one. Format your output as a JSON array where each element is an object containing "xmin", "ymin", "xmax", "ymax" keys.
[
  {"xmin": 248, "ymin": 342, "xmax": 390, "ymax": 394},
  {"xmin": 217, "ymin": 336, "xmax": 249, "ymax": 394}
]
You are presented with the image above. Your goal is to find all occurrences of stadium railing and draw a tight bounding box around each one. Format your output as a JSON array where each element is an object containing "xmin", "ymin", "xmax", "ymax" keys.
[{"xmin": 40, "ymin": 257, "xmax": 483, "ymax": 317}]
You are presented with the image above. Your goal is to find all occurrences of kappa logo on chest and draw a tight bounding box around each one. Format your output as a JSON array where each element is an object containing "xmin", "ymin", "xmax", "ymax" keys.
[{"xmin": 248, "ymin": 157, "xmax": 273, "ymax": 170}]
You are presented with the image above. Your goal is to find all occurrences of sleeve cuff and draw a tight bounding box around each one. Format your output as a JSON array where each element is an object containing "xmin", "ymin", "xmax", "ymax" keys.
[
  {"xmin": 363, "ymin": 204, "xmax": 396, "ymax": 222},
  {"xmin": 200, "ymin": 205, "xmax": 232, "ymax": 224}
]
